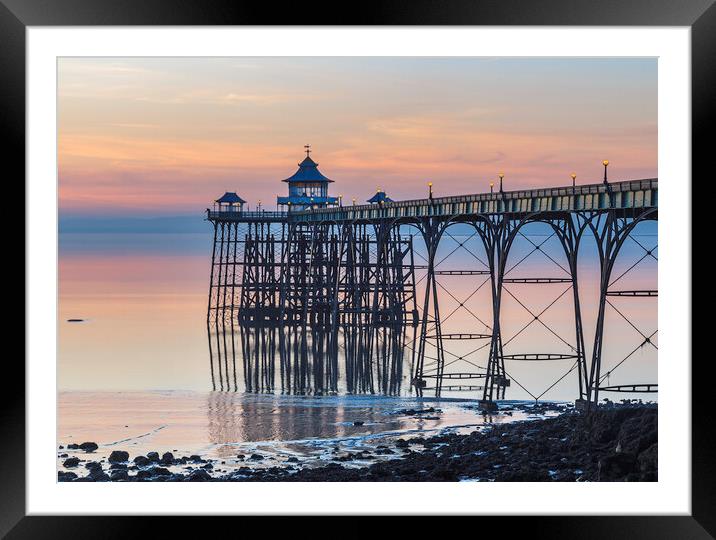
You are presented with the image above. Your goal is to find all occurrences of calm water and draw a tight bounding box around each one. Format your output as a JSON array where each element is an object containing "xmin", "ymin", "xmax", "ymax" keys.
[
  {"xmin": 59, "ymin": 230, "xmax": 657, "ymax": 401},
  {"xmin": 57, "ymin": 391, "xmax": 555, "ymax": 473}
]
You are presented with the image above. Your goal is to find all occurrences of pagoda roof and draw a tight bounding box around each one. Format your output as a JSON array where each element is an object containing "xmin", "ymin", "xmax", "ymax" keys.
[
  {"xmin": 282, "ymin": 156, "xmax": 334, "ymax": 183},
  {"xmin": 367, "ymin": 190, "xmax": 393, "ymax": 204},
  {"xmin": 215, "ymin": 192, "xmax": 246, "ymax": 204}
]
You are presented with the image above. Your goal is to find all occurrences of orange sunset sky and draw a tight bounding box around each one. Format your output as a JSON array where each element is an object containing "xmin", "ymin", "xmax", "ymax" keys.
[{"xmin": 58, "ymin": 57, "xmax": 657, "ymax": 217}]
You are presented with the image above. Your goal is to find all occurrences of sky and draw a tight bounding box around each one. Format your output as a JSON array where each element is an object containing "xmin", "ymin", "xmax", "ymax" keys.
[{"xmin": 58, "ymin": 57, "xmax": 657, "ymax": 225}]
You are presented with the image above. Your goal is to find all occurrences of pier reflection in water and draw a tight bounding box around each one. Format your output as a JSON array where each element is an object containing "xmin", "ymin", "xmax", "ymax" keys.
[{"xmin": 204, "ymin": 391, "xmax": 527, "ymax": 466}]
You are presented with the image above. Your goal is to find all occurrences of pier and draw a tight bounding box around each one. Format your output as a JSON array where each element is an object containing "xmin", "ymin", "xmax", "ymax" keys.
[{"xmin": 206, "ymin": 151, "xmax": 657, "ymax": 409}]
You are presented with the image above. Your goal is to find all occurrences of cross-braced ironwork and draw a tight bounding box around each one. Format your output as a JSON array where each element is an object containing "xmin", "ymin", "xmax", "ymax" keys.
[{"xmin": 585, "ymin": 209, "xmax": 658, "ymax": 407}]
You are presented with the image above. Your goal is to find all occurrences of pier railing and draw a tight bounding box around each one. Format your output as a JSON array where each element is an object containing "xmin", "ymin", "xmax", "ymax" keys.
[
  {"xmin": 207, "ymin": 179, "xmax": 657, "ymax": 224},
  {"xmin": 292, "ymin": 179, "xmax": 657, "ymax": 223},
  {"xmin": 207, "ymin": 210, "xmax": 288, "ymax": 222}
]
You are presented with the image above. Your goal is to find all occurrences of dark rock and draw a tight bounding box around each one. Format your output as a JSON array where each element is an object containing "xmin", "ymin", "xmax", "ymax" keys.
[
  {"xmin": 110, "ymin": 470, "xmax": 129, "ymax": 481},
  {"xmin": 188, "ymin": 469, "xmax": 212, "ymax": 482},
  {"xmin": 428, "ymin": 466, "xmax": 458, "ymax": 481},
  {"xmin": 395, "ymin": 439, "xmax": 410, "ymax": 448},
  {"xmin": 250, "ymin": 454, "xmax": 264, "ymax": 461},
  {"xmin": 147, "ymin": 451, "xmax": 160, "ymax": 462},
  {"xmin": 353, "ymin": 421, "xmax": 364, "ymax": 426},
  {"xmin": 599, "ymin": 452, "xmax": 637, "ymax": 481},
  {"xmin": 79, "ymin": 442, "xmax": 98, "ymax": 453},
  {"xmin": 74, "ymin": 476, "xmax": 95, "ymax": 482},
  {"xmin": 189, "ymin": 454, "xmax": 204, "ymax": 463},
  {"xmin": 396, "ymin": 407, "xmax": 439, "ymax": 416},
  {"xmin": 133, "ymin": 455, "xmax": 151, "ymax": 467},
  {"xmin": 58, "ymin": 445, "xmax": 64, "ymax": 450},
  {"xmin": 108, "ymin": 450, "xmax": 129, "ymax": 463},
  {"xmin": 63, "ymin": 457, "xmax": 80, "ymax": 468},
  {"xmin": 618, "ymin": 411, "xmax": 658, "ymax": 454},
  {"xmin": 136, "ymin": 470, "xmax": 153, "ymax": 480},
  {"xmin": 161, "ymin": 452, "xmax": 175, "ymax": 465},
  {"xmin": 85, "ymin": 461, "xmax": 102, "ymax": 471},
  {"xmin": 67, "ymin": 443, "xmax": 79, "ymax": 450},
  {"xmin": 236, "ymin": 454, "xmax": 245, "ymax": 460},
  {"xmin": 58, "ymin": 453, "xmax": 68, "ymax": 458},
  {"xmin": 90, "ymin": 471, "xmax": 110, "ymax": 482},
  {"xmin": 287, "ymin": 457, "xmax": 299, "ymax": 463},
  {"xmin": 499, "ymin": 468, "xmax": 551, "ymax": 482},
  {"xmin": 150, "ymin": 467, "xmax": 172, "ymax": 476},
  {"xmin": 202, "ymin": 463, "xmax": 214, "ymax": 470},
  {"xmin": 637, "ymin": 443, "xmax": 658, "ymax": 481},
  {"xmin": 110, "ymin": 463, "xmax": 127, "ymax": 470},
  {"xmin": 58, "ymin": 471, "xmax": 77, "ymax": 482}
]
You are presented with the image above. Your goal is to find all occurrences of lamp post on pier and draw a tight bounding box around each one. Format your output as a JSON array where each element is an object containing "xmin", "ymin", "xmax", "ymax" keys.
[
  {"xmin": 490, "ymin": 182, "xmax": 494, "ymax": 194},
  {"xmin": 571, "ymin": 173, "xmax": 577, "ymax": 192},
  {"xmin": 428, "ymin": 182, "xmax": 433, "ymax": 200},
  {"xmin": 498, "ymin": 172, "xmax": 504, "ymax": 194},
  {"xmin": 602, "ymin": 160, "xmax": 609, "ymax": 185}
]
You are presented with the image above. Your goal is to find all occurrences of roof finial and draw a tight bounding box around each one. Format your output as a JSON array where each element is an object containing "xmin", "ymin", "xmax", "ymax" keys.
[{"xmin": 304, "ymin": 144, "xmax": 311, "ymax": 158}]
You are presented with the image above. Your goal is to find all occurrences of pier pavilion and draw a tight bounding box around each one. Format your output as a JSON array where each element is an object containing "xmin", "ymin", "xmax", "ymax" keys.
[{"xmin": 276, "ymin": 145, "xmax": 339, "ymax": 212}]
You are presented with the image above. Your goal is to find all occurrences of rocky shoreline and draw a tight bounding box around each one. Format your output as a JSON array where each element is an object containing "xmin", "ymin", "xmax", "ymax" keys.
[{"xmin": 58, "ymin": 402, "xmax": 656, "ymax": 482}]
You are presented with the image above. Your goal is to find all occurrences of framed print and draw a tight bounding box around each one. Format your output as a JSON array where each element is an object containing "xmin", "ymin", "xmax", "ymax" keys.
[{"xmin": 4, "ymin": 0, "xmax": 712, "ymax": 535}]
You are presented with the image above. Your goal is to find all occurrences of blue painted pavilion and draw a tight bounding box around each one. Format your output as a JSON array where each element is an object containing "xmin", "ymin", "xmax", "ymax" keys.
[
  {"xmin": 367, "ymin": 188, "xmax": 393, "ymax": 204},
  {"xmin": 277, "ymin": 146, "xmax": 339, "ymax": 211},
  {"xmin": 214, "ymin": 191, "xmax": 246, "ymax": 212}
]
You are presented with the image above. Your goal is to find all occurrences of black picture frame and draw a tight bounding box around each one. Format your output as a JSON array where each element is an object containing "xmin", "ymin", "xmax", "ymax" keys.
[{"xmin": 4, "ymin": 0, "xmax": 710, "ymax": 535}]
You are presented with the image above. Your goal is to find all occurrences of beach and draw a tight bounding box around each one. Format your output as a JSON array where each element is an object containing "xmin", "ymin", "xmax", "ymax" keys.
[{"xmin": 57, "ymin": 395, "xmax": 655, "ymax": 482}]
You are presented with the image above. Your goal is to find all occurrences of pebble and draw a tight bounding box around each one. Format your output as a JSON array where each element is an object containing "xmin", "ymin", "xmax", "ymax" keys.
[
  {"xmin": 79, "ymin": 442, "xmax": 98, "ymax": 453},
  {"xmin": 63, "ymin": 457, "xmax": 80, "ymax": 468}
]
